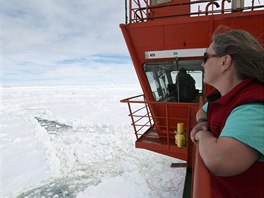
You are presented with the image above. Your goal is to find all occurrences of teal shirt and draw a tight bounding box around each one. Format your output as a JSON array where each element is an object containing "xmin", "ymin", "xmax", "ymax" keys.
[{"xmin": 203, "ymin": 103, "xmax": 264, "ymax": 161}]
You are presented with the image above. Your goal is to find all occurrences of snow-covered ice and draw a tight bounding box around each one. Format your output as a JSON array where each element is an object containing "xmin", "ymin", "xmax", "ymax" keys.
[{"xmin": 1, "ymin": 85, "xmax": 185, "ymax": 198}]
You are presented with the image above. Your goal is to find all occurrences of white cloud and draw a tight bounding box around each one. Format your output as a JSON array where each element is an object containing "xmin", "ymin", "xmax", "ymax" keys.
[{"xmin": 2, "ymin": 0, "xmax": 135, "ymax": 86}]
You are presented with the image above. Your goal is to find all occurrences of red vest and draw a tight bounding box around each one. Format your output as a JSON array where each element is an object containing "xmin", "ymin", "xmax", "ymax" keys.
[{"xmin": 206, "ymin": 78, "xmax": 264, "ymax": 198}]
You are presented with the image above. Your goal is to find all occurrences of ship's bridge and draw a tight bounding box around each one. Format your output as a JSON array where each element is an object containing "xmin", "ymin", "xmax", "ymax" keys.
[{"xmin": 120, "ymin": 1, "xmax": 264, "ymax": 197}]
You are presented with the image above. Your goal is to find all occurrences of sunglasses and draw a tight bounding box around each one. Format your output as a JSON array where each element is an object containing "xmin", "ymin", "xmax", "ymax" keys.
[{"xmin": 203, "ymin": 52, "xmax": 221, "ymax": 63}]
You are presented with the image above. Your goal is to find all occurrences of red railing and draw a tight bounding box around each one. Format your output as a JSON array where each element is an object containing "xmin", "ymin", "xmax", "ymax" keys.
[
  {"xmin": 130, "ymin": 0, "xmax": 150, "ymax": 23},
  {"xmin": 120, "ymin": 94, "xmax": 153, "ymax": 140},
  {"xmin": 125, "ymin": 0, "xmax": 264, "ymax": 23},
  {"xmin": 120, "ymin": 94, "xmax": 196, "ymax": 145}
]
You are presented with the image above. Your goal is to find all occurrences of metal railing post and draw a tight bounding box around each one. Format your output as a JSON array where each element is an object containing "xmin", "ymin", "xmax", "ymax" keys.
[
  {"xmin": 129, "ymin": 0, "xmax": 132, "ymax": 23},
  {"xmin": 146, "ymin": 0, "xmax": 149, "ymax": 21},
  {"xmin": 144, "ymin": 95, "xmax": 152, "ymax": 126},
  {"xmin": 127, "ymin": 102, "xmax": 139, "ymax": 139},
  {"xmin": 125, "ymin": 0, "xmax": 128, "ymax": 24},
  {"xmin": 166, "ymin": 103, "xmax": 170, "ymax": 149}
]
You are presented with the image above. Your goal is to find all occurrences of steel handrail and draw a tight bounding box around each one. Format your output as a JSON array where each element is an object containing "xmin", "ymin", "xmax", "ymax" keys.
[
  {"xmin": 129, "ymin": 105, "xmax": 147, "ymax": 115},
  {"xmin": 120, "ymin": 94, "xmax": 144, "ymax": 102},
  {"xmin": 134, "ymin": 120, "xmax": 152, "ymax": 134},
  {"xmin": 131, "ymin": 6, "xmax": 264, "ymax": 22},
  {"xmin": 132, "ymin": 112, "xmax": 151, "ymax": 125},
  {"xmin": 128, "ymin": 0, "xmax": 263, "ymax": 23},
  {"xmin": 122, "ymin": 94, "xmax": 153, "ymax": 140},
  {"xmin": 121, "ymin": 94, "xmax": 195, "ymax": 147}
]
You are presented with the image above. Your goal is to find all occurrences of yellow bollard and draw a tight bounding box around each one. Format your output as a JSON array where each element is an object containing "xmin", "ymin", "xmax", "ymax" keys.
[{"xmin": 175, "ymin": 123, "xmax": 186, "ymax": 148}]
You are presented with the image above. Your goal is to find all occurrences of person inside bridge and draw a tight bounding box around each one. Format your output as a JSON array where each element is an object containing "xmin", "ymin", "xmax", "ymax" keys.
[
  {"xmin": 190, "ymin": 29, "xmax": 264, "ymax": 197},
  {"xmin": 175, "ymin": 68, "xmax": 197, "ymax": 102}
]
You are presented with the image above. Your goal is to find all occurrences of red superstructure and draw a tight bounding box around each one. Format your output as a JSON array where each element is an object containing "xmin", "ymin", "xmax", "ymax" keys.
[{"xmin": 120, "ymin": 1, "xmax": 263, "ymax": 197}]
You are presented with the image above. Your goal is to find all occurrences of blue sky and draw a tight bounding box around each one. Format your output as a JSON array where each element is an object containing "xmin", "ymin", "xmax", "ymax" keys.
[{"xmin": 1, "ymin": 0, "xmax": 138, "ymax": 86}]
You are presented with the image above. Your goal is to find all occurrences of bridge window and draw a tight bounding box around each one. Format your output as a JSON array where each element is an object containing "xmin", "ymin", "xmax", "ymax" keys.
[
  {"xmin": 151, "ymin": 0, "xmax": 172, "ymax": 6},
  {"xmin": 144, "ymin": 60, "xmax": 203, "ymax": 102}
]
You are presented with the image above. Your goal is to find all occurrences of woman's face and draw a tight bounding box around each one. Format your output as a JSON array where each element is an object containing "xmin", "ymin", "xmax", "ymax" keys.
[{"xmin": 202, "ymin": 42, "xmax": 222, "ymax": 86}]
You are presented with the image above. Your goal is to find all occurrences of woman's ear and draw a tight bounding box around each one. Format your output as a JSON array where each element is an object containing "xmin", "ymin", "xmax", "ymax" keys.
[{"xmin": 221, "ymin": 54, "xmax": 233, "ymax": 71}]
